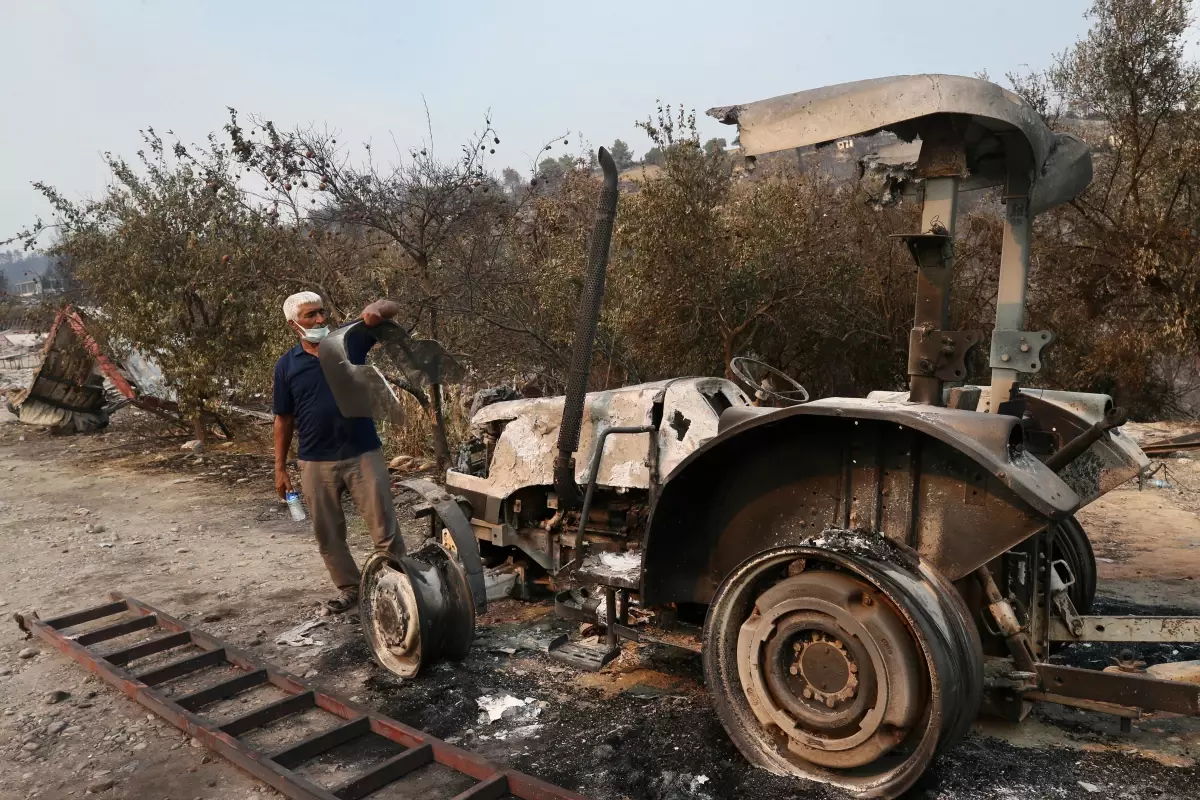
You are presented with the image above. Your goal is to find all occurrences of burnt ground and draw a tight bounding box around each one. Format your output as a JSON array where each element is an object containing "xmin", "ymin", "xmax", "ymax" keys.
[{"xmin": 2, "ymin": 410, "xmax": 1200, "ymax": 799}]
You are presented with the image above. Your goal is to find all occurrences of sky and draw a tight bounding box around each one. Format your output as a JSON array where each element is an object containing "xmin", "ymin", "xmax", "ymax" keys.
[{"xmin": 1, "ymin": 0, "xmax": 1097, "ymax": 241}]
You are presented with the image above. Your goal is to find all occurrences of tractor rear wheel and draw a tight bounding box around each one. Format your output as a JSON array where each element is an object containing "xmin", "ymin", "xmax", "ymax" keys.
[{"xmin": 703, "ymin": 542, "xmax": 981, "ymax": 799}]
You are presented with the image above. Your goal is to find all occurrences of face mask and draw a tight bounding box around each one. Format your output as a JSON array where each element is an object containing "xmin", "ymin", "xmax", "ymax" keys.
[{"xmin": 299, "ymin": 325, "xmax": 330, "ymax": 343}]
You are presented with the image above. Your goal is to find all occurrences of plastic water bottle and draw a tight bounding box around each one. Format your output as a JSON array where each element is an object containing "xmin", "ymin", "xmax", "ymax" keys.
[
  {"xmin": 285, "ymin": 491, "xmax": 307, "ymax": 521},
  {"xmin": 1150, "ymin": 478, "xmax": 1174, "ymax": 490}
]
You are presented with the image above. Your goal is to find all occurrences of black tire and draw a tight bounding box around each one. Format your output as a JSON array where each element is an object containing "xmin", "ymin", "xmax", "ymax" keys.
[
  {"xmin": 702, "ymin": 543, "xmax": 982, "ymax": 798},
  {"xmin": 1053, "ymin": 516, "xmax": 1096, "ymax": 614}
]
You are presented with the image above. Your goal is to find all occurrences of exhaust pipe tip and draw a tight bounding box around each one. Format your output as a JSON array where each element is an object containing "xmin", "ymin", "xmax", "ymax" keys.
[
  {"xmin": 553, "ymin": 147, "xmax": 622, "ymax": 509},
  {"xmin": 597, "ymin": 146, "xmax": 618, "ymax": 192}
]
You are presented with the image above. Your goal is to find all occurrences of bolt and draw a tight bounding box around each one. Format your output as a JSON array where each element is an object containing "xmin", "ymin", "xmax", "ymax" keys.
[
  {"xmin": 802, "ymin": 688, "xmax": 813, "ymax": 699},
  {"xmin": 862, "ymin": 595, "xmax": 874, "ymax": 607},
  {"xmin": 1020, "ymin": 342, "xmax": 1031, "ymax": 353},
  {"xmin": 849, "ymin": 663, "xmax": 858, "ymax": 673},
  {"xmin": 825, "ymin": 697, "xmax": 836, "ymax": 708},
  {"xmin": 790, "ymin": 665, "xmax": 799, "ymax": 676},
  {"xmin": 1001, "ymin": 353, "xmax": 1011, "ymax": 362},
  {"xmin": 793, "ymin": 643, "xmax": 802, "ymax": 652},
  {"xmin": 832, "ymin": 639, "xmax": 844, "ymax": 650}
]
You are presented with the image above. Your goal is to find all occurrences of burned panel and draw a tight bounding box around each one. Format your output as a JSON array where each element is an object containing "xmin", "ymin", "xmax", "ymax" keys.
[
  {"xmin": 642, "ymin": 411, "xmax": 1060, "ymax": 607},
  {"xmin": 446, "ymin": 377, "xmax": 750, "ymax": 502},
  {"xmin": 909, "ymin": 440, "xmax": 1045, "ymax": 578},
  {"xmin": 1018, "ymin": 389, "xmax": 1148, "ymax": 505}
]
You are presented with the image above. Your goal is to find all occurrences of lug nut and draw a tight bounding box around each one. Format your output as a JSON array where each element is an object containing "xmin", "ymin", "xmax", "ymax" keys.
[
  {"xmin": 790, "ymin": 665, "xmax": 799, "ymax": 676},
  {"xmin": 825, "ymin": 697, "xmax": 836, "ymax": 708},
  {"xmin": 802, "ymin": 688, "xmax": 813, "ymax": 699}
]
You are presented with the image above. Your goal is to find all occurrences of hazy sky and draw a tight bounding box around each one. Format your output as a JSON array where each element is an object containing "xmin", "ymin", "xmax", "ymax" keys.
[{"xmin": 2, "ymin": 0, "xmax": 1096, "ymax": 240}]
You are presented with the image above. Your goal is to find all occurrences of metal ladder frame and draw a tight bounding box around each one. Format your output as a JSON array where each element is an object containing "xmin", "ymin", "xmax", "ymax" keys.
[{"xmin": 28, "ymin": 592, "xmax": 586, "ymax": 800}]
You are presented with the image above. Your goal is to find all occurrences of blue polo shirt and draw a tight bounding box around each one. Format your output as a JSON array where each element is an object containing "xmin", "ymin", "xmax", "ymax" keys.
[{"xmin": 272, "ymin": 326, "xmax": 382, "ymax": 462}]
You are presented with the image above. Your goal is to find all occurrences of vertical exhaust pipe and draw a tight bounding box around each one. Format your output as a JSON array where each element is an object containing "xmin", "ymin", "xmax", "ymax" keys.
[{"xmin": 554, "ymin": 147, "xmax": 619, "ymax": 508}]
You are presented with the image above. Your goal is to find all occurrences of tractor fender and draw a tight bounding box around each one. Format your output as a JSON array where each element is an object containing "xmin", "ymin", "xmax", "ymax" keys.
[
  {"xmin": 399, "ymin": 478, "xmax": 488, "ymax": 612},
  {"xmin": 639, "ymin": 398, "xmax": 1079, "ymax": 607}
]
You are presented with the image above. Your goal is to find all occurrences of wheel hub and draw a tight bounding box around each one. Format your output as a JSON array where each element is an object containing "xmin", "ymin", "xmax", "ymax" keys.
[{"xmin": 793, "ymin": 633, "xmax": 859, "ymax": 706}]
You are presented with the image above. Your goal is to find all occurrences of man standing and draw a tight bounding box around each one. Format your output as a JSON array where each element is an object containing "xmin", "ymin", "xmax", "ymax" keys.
[{"xmin": 273, "ymin": 291, "xmax": 404, "ymax": 613}]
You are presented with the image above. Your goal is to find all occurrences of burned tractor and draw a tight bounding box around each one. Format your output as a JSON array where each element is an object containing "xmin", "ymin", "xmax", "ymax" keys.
[{"xmin": 322, "ymin": 74, "xmax": 1200, "ymax": 799}]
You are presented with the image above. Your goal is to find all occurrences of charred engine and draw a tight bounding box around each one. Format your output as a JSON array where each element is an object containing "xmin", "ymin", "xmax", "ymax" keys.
[{"xmin": 445, "ymin": 375, "xmax": 751, "ymax": 589}]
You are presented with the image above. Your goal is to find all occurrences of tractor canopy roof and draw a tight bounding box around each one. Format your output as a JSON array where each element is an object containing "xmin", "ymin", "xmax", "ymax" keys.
[{"xmin": 709, "ymin": 73, "xmax": 1092, "ymax": 216}]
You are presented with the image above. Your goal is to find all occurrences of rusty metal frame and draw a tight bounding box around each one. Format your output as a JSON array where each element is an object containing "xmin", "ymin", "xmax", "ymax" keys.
[
  {"xmin": 30, "ymin": 593, "xmax": 586, "ymax": 800},
  {"xmin": 1033, "ymin": 664, "xmax": 1200, "ymax": 716},
  {"xmin": 1048, "ymin": 616, "xmax": 1200, "ymax": 643}
]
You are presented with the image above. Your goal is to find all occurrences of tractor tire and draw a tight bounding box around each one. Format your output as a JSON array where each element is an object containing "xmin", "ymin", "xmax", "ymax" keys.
[
  {"xmin": 1053, "ymin": 516, "xmax": 1096, "ymax": 614},
  {"xmin": 703, "ymin": 541, "xmax": 982, "ymax": 799}
]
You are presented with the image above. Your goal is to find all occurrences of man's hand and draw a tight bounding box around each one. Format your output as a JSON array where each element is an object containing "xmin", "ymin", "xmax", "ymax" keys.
[
  {"xmin": 275, "ymin": 467, "xmax": 294, "ymax": 499},
  {"xmin": 361, "ymin": 299, "xmax": 401, "ymax": 327}
]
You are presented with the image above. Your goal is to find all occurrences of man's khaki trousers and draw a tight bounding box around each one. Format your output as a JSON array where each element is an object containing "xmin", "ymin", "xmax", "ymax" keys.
[{"xmin": 298, "ymin": 449, "xmax": 403, "ymax": 592}]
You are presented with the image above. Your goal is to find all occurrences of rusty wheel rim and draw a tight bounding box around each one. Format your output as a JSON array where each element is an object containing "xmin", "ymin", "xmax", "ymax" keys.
[
  {"xmin": 737, "ymin": 571, "xmax": 925, "ymax": 769},
  {"xmin": 703, "ymin": 540, "xmax": 981, "ymax": 798},
  {"xmin": 360, "ymin": 551, "xmax": 423, "ymax": 679},
  {"xmin": 359, "ymin": 543, "xmax": 476, "ymax": 680}
]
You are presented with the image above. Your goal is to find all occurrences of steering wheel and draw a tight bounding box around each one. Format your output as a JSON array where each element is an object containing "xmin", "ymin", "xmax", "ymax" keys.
[{"xmin": 729, "ymin": 356, "xmax": 810, "ymax": 407}]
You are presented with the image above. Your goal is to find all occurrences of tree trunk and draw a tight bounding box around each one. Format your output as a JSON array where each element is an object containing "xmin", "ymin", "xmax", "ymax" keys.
[
  {"xmin": 420, "ymin": 254, "xmax": 452, "ymax": 474},
  {"xmin": 429, "ymin": 383, "xmax": 451, "ymax": 473},
  {"xmin": 190, "ymin": 413, "xmax": 207, "ymax": 445}
]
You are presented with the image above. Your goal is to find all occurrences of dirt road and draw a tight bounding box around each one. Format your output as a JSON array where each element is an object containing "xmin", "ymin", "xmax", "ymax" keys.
[{"xmin": 2, "ymin": 414, "xmax": 1200, "ymax": 799}]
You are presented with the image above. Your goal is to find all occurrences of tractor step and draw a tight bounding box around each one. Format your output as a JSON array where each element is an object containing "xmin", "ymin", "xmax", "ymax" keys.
[
  {"xmin": 26, "ymin": 592, "xmax": 589, "ymax": 800},
  {"xmin": 547, "ymin": 639, "xmax": 620, "ymax": 672}
]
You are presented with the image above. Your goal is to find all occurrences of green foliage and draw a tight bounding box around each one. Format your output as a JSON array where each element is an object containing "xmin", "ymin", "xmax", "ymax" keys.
[
  {"xmin": 609, "ymin": 139, "xmax": 635, "ymax": 170},
  {"xmin": 13, "ymin": 129, "xmax": 305, "ymax": 420},
  {"xmin": 1015, "ymin": 0, "xmax": 1200, "ymax": 415},
  {"xmin": 535, "ymin": 153, "xmax": 582, "ymax": 188},
  {"xmin": 501, "ymin": 167, "xmax": 524, "ymax": 195}
]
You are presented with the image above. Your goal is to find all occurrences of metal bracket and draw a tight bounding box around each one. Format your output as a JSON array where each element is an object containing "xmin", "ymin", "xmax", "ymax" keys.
[
  {"xmin": 908, "ymin": 328, "xmax": 982, "ymax": 382},
  {"xmin": 990, "ymin": 329, "xmax": 1054, "ymax": 373},
  {"xmin": 893, "ymin": 232, "xmax": 952, "ymax": 270}
]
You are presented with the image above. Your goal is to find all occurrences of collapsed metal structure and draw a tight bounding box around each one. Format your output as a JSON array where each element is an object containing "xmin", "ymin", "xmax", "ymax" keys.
[
  {"xmin": 323, "ymin": 76, "xmax": 1200, "ymax": 799},
  {"xmin": 6, "ymin": 305, "xmax": 218, "ymax": 434}
]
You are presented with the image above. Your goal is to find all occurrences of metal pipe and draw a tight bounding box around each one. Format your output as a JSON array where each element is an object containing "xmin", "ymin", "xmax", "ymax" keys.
[
  {"xmin": 1043, "ymin": 406, "xmax": 1127, "ymax": 473},
  {"xmin": 976, "ymin": 565, "xmax": 1040, "ymax": 675},
  {"xmin": 575, "ymin": 425, "xmax": 656, "ymax": 564},
  {"xmin": 605, "ymin": 587, "xmax": 618, "ymax": 649},
  {"xmin": 554, "ymin": 147, "xmax": 620, "ymax": 508}
]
